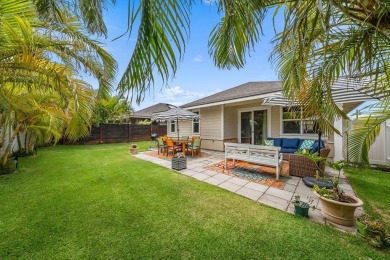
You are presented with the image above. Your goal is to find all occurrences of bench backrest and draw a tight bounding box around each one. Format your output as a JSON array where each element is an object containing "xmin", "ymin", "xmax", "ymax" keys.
[{"xmin": 225, "ymin": 143, "xmax": 280, "ymax": 159}]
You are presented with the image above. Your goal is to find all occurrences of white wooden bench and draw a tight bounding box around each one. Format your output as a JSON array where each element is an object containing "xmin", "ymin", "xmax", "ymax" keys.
[{"xmin": 224, "ymin": 143, "xmax": 283, "ymax": 180}]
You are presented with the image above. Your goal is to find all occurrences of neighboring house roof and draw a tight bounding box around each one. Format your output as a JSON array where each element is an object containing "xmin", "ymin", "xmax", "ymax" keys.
[
  {"xmin": 181, "ymin": 81, "xmax": 283, "ymax": 108},
  {"xmin": 130, "ymin": 103, "xmax": 174, "ymax": 119}
]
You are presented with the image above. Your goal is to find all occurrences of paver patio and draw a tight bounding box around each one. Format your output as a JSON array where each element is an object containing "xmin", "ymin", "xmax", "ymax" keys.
[{"xmin": 135, "ymin": 149, "xmax": 363, "ymax": 233}]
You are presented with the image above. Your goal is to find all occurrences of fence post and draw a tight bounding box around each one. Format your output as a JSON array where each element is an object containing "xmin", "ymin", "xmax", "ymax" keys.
[
  {"xmin": 128, "ymin": 124, "xmax": 131, "ymax": 142},
  {"xmin": 99, "ymin": 125, "xmax": 102, "ymax": 143}
]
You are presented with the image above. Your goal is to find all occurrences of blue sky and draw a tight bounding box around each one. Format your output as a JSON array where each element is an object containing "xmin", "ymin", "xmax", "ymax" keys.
[{"xmin": 90, "ymin": 1, "xmax": 281, "ymax": 111}]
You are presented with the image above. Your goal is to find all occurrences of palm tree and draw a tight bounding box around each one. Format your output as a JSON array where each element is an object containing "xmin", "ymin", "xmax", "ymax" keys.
[
  {"xmin": 93, "ymin": 95, "xmax": 133, "ymax": 126},
  {"xmin": 0, "ymin": 0, "xmax": 117, "ymax": 162}
]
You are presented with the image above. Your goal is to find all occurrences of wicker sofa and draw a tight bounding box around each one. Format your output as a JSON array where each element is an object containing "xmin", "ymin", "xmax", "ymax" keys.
[
  {"xmin": 289, "ymin": 147, "xmax": 331, "ymax": 177},
  {"xmin": 266, "ymin": 137, "xmax": 330, "ymax": 177}
]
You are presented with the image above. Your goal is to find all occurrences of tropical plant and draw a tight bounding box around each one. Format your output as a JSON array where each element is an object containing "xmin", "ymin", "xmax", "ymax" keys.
[
  {"xmin": 137, "ymin": 119, "xmax": 151, "ymax": 125},
  {"xmin": 0, "ymin": 0, "xmax": 116, "ymax": 159},
  {"xmin": 92, "ymin": 95, "xmax": 133, "ymax": 126}
]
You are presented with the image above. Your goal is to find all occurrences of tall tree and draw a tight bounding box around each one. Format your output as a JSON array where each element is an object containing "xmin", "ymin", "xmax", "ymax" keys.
[{"xmin": 0, "ymin": 0, "xmax": 117, "ymax": 161}]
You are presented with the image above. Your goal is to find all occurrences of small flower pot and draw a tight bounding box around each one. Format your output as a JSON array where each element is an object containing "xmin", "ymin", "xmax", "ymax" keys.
[
  {"xmin": 130, "ymin": 148, "xmax": 138, "ymax": 155},
  {"xmin": 294, "ymin": 203, "xmax": 310, "ymax": 217}
]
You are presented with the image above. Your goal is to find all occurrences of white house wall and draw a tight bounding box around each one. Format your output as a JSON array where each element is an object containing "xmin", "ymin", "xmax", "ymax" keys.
[
  {"xmin": 270, "ymin": 106, "xmax": 281, "ymax": 137},
  {"xmin": 167, "ymin": 120, "xmax": 194, "ymax": 138},
  {"xmin": 223, "ymin": 106, "xmax": 238, "ymax": 139},
  {"xmin": 199, "ymin": 106, "xmax": 224, "ymax": 151}
]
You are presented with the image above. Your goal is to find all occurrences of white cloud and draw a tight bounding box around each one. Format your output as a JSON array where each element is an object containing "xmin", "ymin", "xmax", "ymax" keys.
[
  {"xmin": 192, "ymin": 55, "xmax": 203, "ymax": 63},
  {"xmin": 156, "ymin": 86, "xmax": 220, "ymax": 106},
  {"xmin": 203, "ymin": 0, "xmax": 217, "ymax": 5}
]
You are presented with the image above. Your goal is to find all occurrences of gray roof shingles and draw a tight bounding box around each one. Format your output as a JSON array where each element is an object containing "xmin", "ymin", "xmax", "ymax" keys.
[
  {"xmin": 131, "ymin": 103, "xmax": 173, "ymax": 118},
  {"xmin": 181, "ymin": 81, "xmax": 282, "ymax": 108}
]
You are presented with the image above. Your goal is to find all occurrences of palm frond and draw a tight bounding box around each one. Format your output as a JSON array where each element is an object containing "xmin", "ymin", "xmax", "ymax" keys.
[{"xmin": 117, "ymin": 0, "xmax": 192, "ymax": 104}]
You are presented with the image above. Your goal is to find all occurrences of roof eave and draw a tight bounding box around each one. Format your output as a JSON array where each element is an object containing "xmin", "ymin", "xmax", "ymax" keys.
[{"xmin": 182, "ymin": 91, "xmax": 282, "ymax": 110}]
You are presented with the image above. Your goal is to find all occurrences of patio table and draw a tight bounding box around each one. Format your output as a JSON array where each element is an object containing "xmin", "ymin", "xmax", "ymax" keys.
[{"xmin": 172, "ymin": 139, "xmax": 192, "ymax": 153}]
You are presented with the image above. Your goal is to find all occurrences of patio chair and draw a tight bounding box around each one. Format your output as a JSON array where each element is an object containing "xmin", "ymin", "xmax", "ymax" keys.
[
  {"xmin": 166, "ymin": 138, "xmax": 182, "ymax": 157},
  {"xmin": 288, "ymin": 147, "xmax": 331, "ymax": 177},
  {"xmin": 156, "ymin": 137, "xmax": 167, "ymax": 155},
  {"xmin": 186, "ymin": 138, "xmax": 201, "ymax": 157},
  {"xmin": 181, "ymin": 136, "xmax": 189, "ymax": 140}
]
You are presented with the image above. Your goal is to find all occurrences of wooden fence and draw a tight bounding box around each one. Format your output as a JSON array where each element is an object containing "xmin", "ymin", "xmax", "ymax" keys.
[{"xmin": 63, "ymin": 124, "xmax": 167, "ymax": 144}]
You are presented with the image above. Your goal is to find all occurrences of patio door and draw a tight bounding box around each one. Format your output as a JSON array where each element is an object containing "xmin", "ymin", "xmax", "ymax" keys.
[{"xmin": 240, "ymin": 110, "xmax": 268, "ymax": 145}]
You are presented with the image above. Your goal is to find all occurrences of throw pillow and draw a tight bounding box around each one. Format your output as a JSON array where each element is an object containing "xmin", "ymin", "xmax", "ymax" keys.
[
  {"xmin": 264, "ymin": 139, "xmax": 274, "ymax": 146},
  {"xmin": 299, "ymin": 139, "xmax": 315, "ymax": 150}
]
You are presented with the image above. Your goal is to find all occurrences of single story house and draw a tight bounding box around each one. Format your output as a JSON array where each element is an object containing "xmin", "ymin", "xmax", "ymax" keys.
[
  {"xmin": 165, "ymin": 79, "xmax": 379, "ymax": 161},
  {"xmin": 128, "ymin": 103, "xmax": 174, "ymax": 124}
]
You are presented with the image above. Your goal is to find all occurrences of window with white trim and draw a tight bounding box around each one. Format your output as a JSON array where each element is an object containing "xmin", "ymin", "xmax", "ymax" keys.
[
  {"xmin": 282, "ymin": 106, "xmax": 318, "ymax": 134},
  {"xmin": 192, "ymin": 112, "xmax": 200, "ymax": 134},
  {"xmin": 170, "ymin": 120, "xmax": 176, "ymax": 133}
]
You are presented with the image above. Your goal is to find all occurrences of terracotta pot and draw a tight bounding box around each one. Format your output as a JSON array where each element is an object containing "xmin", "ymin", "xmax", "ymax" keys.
[
  {"xmin": 314, "ymin": 191, "xmax": 363, "ymax": 226},
  {"xmin": 130, "ymin": 148, "xmax": 138, "ymax": 155}
]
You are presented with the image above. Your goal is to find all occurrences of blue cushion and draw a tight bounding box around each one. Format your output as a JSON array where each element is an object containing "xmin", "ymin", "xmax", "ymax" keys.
[
  {"xmin": 281, "ymin": 148, "xmax": 298, "ymax": 153},
  {"xmin": 311, "ymin": 140, "xmax": 324, "ymax": 153},
  {"xmin": 281, "ymin": 138, "xmax": 300, "ymax": 149},
  {"xmin": 298, "ymin": 139, "xmax": 305, "ymax": 148},
  {"xmin": 268, "ymin": 137, "xmax": 282, "ymax": 147},
  {"xmin": 299, "ymin": 139, "xmax": 315, "ymax": 150}
]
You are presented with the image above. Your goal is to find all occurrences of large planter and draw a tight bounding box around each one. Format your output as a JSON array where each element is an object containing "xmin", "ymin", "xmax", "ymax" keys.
[
  {"xmin": 314, "ymin": 191, "xmax": 363, "ymax": 226},
  {"xmin": 130, "ymin": 148, "xmax": 138, "ymax": 155}
]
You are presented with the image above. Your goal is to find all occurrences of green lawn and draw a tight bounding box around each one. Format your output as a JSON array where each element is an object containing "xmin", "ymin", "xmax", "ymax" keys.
[
  {"xmin": 345, "ymin": 167, "xmax": 390, "ymax": 229},
  {"xmin": 0, "ymin": 143, "xmax": 389, "ymax": 259}
]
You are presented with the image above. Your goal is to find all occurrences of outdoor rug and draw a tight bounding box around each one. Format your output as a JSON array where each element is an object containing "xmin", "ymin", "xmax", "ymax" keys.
[{"xmin": 207, "ymin": 160, "xmax": 290, "ymax": 188}]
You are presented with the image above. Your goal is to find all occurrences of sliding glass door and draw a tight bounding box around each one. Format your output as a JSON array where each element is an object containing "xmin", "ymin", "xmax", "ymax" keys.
[{"xmin": 240, "ymin": 110, "xmax": 268, "ymax": 145}]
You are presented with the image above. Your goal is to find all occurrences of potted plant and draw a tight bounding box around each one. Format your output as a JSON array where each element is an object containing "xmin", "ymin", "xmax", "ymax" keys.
[
  {"xmin": 312, "ymin": 181, "xmax": 363, "ymax": 226},
  {"xmin": 291, "ymin": 195, "xmax": 314, "ymax": 217},
  {"xmin": 129, "ymin": 144, "xmax": 138, "ymax": 155},
  {"xmin": 356, "ymin": 213, "xmax": 390, "ymax": 249}
]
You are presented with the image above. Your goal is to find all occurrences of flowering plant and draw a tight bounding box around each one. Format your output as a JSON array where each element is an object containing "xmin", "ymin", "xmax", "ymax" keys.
[{"xmin": 131, "ymin": 144, "xmax": 138, "ymax": 149}]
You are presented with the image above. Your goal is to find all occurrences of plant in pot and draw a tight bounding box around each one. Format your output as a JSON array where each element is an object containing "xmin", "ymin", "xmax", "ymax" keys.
[
  {"xmin": 312, "ymin": 175, "xmax": 363, "ymax": 226},
  {"xmin": 298, "ymin": 149, "xmax": 333, "ymax": 188},
  {"xmin": 291, "ymin": 195, "xmax": 314, "ymax": 217},
  {"xmin": 129, "ymin": 144, "xmax": 138, "ymax": 155},
  {"xmin": 356, "ymin": 213, "xmax": 390, "ymax": 249}
]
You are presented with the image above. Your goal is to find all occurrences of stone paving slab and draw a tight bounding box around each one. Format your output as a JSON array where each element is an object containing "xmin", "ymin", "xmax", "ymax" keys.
[
  {"xmin": 191, "ymin": 172, "xmax": 209, "ymax": 181},
  {"xmin": 294, "ymin": 180, "xmax": 315, "ymax": 197},
  {"xmin": 191, "ymin": 167, "xmax": 207, "ymax": 173},
  {"xmin": 227, "ymin": 177, "xmax": 249, "ymax": 186},
  {"xmin": 203, "ymin": 176, "xmax": 226, "ymax": 186},
  {"xmin": 286, "ymin": 176, "xmax": 301, "ymax": 186},
  {"xmin": 283, "ymin": 184, "xmax": 297, "ymax": 193},
  {"xmin": 202, "ymin": 170, "xmax": 218, "ymax": 177},
  {"xmin": 265, "ymin": 187, "xmax": 294, "ymax": 201},
  {"xmin": 258, "ymin": 194, "xmax": 289, "ymax": 211},
  {"xmin": 236, "ymin": 187, "xmax": 263, "ymax": 201},
  {"xmin": 212, "ymin": 173, "xmax": 233, "ymax": 182},
  {"xmin": 219, "ymin": 181, "xmax": 241, "ymax": 193},
  {"xmin": 179, "ymin": 169, "xmax": 197, "ymax": 177},
  {"xmin": 244, "ymin": 182, "xmax": 269, "ymax": 193}
]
